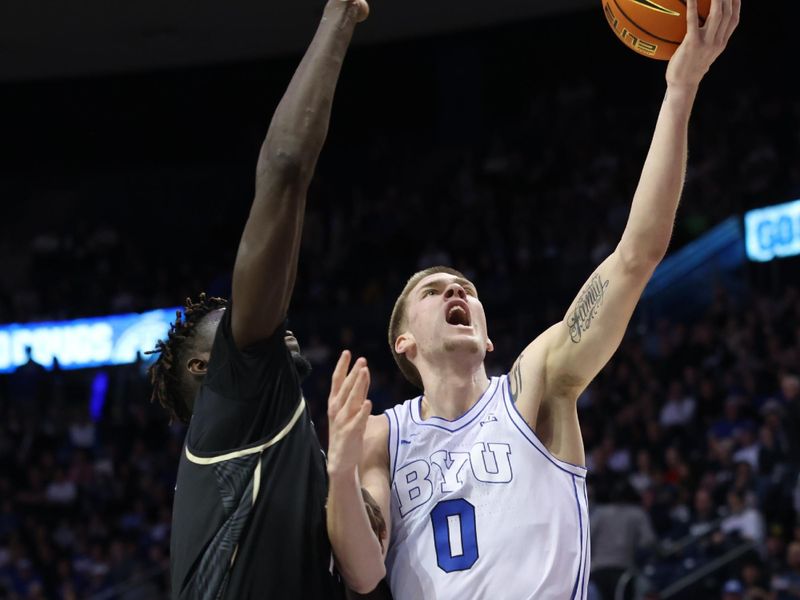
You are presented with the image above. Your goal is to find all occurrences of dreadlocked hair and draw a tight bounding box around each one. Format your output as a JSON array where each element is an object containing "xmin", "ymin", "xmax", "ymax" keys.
[{"xmin": 147, "ymin": 293, "xmax": 229, "ymax": 423}]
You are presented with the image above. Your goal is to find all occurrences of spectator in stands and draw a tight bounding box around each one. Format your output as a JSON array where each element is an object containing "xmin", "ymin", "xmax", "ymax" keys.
[
  {"xmin": 663, "ymin": 446, "xmax": 690, "ymax": 487},
  {"xmin": 8, "ymin": 346, "xmax": 46, "ymax": 422},
  {"xmin": 590, "ymin": 480, "xmax": 656, "ymax": 600},
  {"xmin": 721, "ymin": 490, "xmax": 766, "ymax": 546},
  {"xmin": 730, "ymin": 462, "xmax": 757, "ymax": 503},
  {"xmin": 779, "ymin": 375, "xmax": 799, "ymax": 407},
  {"xmin": 688, "ymin": 488, "xmax": 720, "ymax": 538},
  {"xmin": 775, "ymin": 378, "xmax": 799, "ymax": 455},
  {"xmin": 739, "ymin": 559, "xmax": 771, "ymax": 600},
  {"xmin": 763, "ymin": 527, "xmax": 788, "ymax": 574},
  {"xmin": 712, "ymin": 397, "xmax": 747, "ymax": 441},
  {"xmin": 659, "ymin": 380, "xmax": 696, "ymax": 429},
  {"xmin": 758, "ymin": 402, "xmax": 791, "ymax": 478},
  {"xmin": 721, "ymin": 579, "xmax": 743, "ymax": 600},
  {"xmin": 629, "ymin": 449, "xmax": 658, "ymax": 495},
  {"xmin": 733, "ymin": 426, "xmax": 760, "ymax": 471},
  {"xmin": 772, "ymin": 541, "xmax": 800, "ymax": 599}
]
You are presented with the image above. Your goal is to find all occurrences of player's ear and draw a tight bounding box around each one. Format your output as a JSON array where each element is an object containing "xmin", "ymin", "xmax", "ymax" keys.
[
  {"xmin": 395, "ymin": 333, "xmax": 416, "ymax": 358},
  {"xmin": 486, "ymin": 338, "xmax": 494, "ymax": 353},
  {"xmin": 187, "ymin": 354, "xmax": 209, "ymax": 376}
]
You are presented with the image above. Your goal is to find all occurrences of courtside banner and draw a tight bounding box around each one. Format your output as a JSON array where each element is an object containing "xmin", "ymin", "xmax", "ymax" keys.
[
  {"xmin": 0, "ymin": 308, "xmax": 180, "ymax": 373},
  {"xmin": 744, "ymin": 198, "xmax": 800, "ymax": 263}
]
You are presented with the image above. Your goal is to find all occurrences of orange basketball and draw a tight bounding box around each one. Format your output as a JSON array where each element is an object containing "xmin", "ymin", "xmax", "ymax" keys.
[{"xmin": 602, "ymin": 0, "xmax": 712, "ymax": 60}]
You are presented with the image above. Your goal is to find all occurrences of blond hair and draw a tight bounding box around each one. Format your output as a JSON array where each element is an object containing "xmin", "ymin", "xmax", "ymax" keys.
[{"xmin": 388, "ymin": 266, "xmax": 467, "ymax": 389}]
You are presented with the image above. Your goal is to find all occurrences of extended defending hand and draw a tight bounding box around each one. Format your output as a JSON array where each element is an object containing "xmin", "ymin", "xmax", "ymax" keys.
[
  {"xmin": 336, "ymin": 0, "xmax": 370, "ymax": 23},
  {"xmin": 327, "ymin": 351, "xmax": 372, "ymax": 477},
  {"xmin": 666, "ymin": 0, "xmax": 740, "ymax": 89}
]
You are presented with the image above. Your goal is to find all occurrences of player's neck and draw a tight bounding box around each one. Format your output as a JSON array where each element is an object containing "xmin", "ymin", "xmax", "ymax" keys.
[{"xmin": 418, "ymin": 363, "xmax": 490, "ymax": 421}]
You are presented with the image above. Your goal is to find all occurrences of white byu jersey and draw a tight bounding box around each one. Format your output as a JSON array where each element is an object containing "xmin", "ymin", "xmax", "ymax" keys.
[{"xmin": 384, "ymin": 375, "xmax": 590, "ymax": 600}]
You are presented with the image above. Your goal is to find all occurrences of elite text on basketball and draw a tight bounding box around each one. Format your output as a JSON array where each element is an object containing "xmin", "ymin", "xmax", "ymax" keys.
[{"xmin": 603, "ymin": 2, "xmax": 660, "ymax": 56}]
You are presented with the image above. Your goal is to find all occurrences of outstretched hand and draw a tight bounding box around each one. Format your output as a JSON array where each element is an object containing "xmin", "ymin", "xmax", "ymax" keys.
[
  {"xmin": 338, "ymin": 0, "xmax": 370, "ymax": 23},
  {"xmin": 327, "ymin": 351, "xmax": 372, "ymax": 477},
  {"xmin": 666, "ymin": 0, "xmax": 740, "ymax": 89}
]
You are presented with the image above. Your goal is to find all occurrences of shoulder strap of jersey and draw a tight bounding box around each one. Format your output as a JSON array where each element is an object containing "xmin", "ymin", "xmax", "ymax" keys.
[{"xmin": 385, "ymin": 406, "xmax": 401, "ymax": 484}]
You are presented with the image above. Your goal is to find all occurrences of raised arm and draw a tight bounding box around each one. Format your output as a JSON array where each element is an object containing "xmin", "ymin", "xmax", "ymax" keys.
[
  {"xmin": 232, "ymin": 0, "xmax": 368, "ymax": 349},
  {"xmin": 511, "ymin": 0, "xmax": 740, "ymax": 463},
  {"xmin": 326, "ymin": 352, "xmax": 390, "ymax": 594}
]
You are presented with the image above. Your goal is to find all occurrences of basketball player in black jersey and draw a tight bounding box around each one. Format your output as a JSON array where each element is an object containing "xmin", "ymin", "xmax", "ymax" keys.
[{"xmin": 146, "ymin": 1, "xmax": 380, "ymax": 598}]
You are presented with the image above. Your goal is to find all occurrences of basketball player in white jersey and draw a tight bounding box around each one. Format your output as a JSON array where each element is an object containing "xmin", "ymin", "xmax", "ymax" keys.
[{"xmin": 326, "ymin": 0, "xmax": 740, "ymax": 598}]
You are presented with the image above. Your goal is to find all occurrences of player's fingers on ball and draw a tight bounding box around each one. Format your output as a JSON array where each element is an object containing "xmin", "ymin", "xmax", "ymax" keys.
[
  {"xmin": 686, "ymin": 0, "xmax": 700, "ymax": 31},
  {"xmin": 716, "ymin": 0, "xmax": 732, "ymax": 42},
  {"xmin": 704, "ymin": 0, "xmax": 722, "ymax": 38},
  {"xmin": 714, "ymin": 2, "xmax": 733, "ymax": 47},
  {"xmin": 725, "ymin": 0, "xmax": 741, "ymax": 40}
]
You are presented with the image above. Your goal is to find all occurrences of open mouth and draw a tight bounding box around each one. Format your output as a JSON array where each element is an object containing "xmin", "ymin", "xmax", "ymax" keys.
[{"xmin": 445, "ymin": 304, "xmax": 471, "ymax": 327}]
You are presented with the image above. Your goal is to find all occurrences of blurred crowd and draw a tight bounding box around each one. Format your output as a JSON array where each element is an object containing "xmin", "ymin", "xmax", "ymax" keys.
[
  {"xmin": 584, "ymin": 286, "xmax": 800, "ymax": 599},
  {"xmin": 0, "ymin": 358, "xmax": 175, "ymax": 599},
  {"xmin": 1, "ymin": 70, "xmax": 798, "ymax": 331},
  {"xmin": 1, "ymin": 14, "xmax": 799, "ymax": 600}
]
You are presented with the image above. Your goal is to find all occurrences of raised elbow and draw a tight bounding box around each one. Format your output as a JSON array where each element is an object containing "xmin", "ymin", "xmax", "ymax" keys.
[
  {"xmin": 615, "ymin": 242, "xmax": 665, "ymax": 275},
  {"xmin": 256, "ymin": 143, "xmax": 312, "ymax": 184}
]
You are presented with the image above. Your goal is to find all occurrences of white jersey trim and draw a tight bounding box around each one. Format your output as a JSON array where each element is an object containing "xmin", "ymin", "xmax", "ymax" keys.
[
  {"xmin": 570, "ymin": 476, "xmax": 588, "ymax": 600},
  {"xmin": 580, "ymin": 481, "xmax": 591, "ymax": 598},
  {"xmin": 184, "ymin": 398, "xmax": 306, "ymax": 465},
  {"xmin": 385, "ymin": 408, "xmax": 400, "ymax": 481},
  {"xmin": 500, "ymin": 376, "xmax": 588, "ymax": 478},
  {"xmin": 408, "ymin": 376, "xmax": 501, "ymax": 433}
]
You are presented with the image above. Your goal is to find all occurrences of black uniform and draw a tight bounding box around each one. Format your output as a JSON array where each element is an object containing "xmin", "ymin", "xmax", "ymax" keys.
[{"xmin": 170, "ymin": 308, "xmax": 342, "ymax": 600}]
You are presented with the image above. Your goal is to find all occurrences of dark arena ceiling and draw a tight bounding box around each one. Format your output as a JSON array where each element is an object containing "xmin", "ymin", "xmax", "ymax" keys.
[{"xmin": 0, "ymin": 0, "xmax": 595, "ymax": 81}]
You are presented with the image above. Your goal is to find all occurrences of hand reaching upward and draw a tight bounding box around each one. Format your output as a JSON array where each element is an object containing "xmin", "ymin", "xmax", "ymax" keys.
[
  {"xmin": 325, "ymin": 351, "xmax": 387, "ymax": 593},
  {"xmin": 340, "ymin": 0, "xmax": 370, "ymax": 22},
  {"xmin": 666, "ymin": 0, "xmax": 740, "ymax": 90},
  {"xmin": 327, "ymin": 351, "xmax": 372, "ymax": 478}
]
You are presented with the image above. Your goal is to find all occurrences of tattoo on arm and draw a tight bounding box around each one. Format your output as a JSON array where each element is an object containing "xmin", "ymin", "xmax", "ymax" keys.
[
  {"xmin": 566, "ymin": 274, "xmax": 610, "ymax": 344},
  {"xmin": 509, "ymin": 355, "xmax": 524, "ymax": 404}
]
